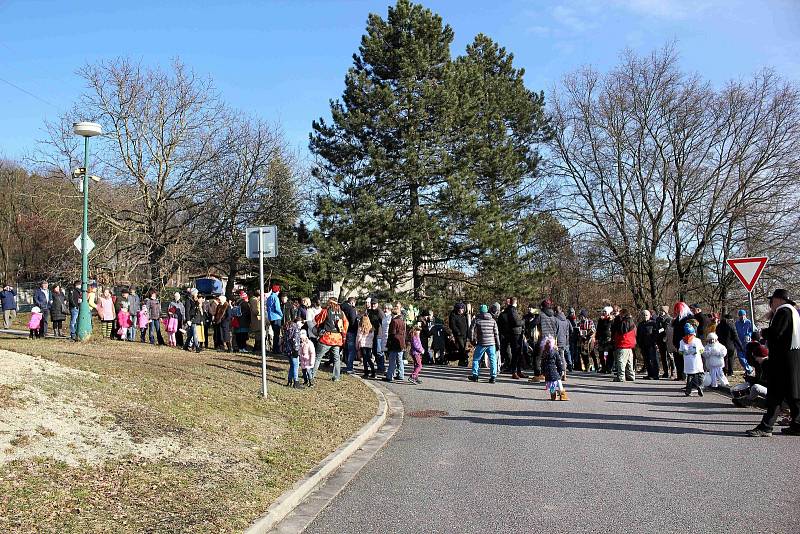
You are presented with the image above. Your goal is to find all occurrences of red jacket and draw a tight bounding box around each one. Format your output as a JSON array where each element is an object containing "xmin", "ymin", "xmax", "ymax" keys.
[{"xmin": 614, "ymin": 327, "xmax": 637, "ymax": 349}]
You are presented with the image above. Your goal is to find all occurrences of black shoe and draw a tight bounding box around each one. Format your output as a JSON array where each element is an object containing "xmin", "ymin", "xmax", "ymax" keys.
[
  {"xmin": 468, "ymin": 375, "xmax": 478, "ymax": 382},
  {"xmin": 370, "ymin": 373, "xmax": 376, "ymax": 379},
  {"xmin": 362, "ymin": 373, "xmax": 370, "ymax": 379},
  {"xmin": 684, "ymin": 389, "xmax": 691, "ymax": 397},
  {"xmin": 489, "ymin": 377, "xmax": 496, "ymax": 384},
  {"xmin": 382, "ymin": 377, "xmax": 393, "ymax": 382},
  {"xmin": 746, "ymin": 427, "xmax": 772, "ymax": 437},
  {"xmin": 780, "ymin": 426, "xmax": 800, "ymax": 436},
  {"xmin": 697, "ymin": 388, "xmax": 704, "ymax": 397},
  {"xmin": 195, "ymin": 347, "xmax": 201, "ymax": 353}
]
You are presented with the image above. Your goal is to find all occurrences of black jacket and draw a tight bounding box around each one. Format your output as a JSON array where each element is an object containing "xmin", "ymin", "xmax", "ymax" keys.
[
  {"xmin": 449, "ymin": 311, "xmax": 468, "ymax": 340},
  {"xmin": 68, "ymin": 287, "xmax": 82, "ymax": 309},
  {"xmin": 341, "ymin": 302, "xmax": 359, "ymax": 334},
  {"xmin": 636, "ymin": 319, "xmax": 658, "ymax": 349},
  {"xmin": 716, "ymin": 319, "xmax": 743, "ymax": 352},
  {"xmin": 542, "ymin": 346, "xmax": 564, "ymax": 382},
  {"xmin": 500, "ymin": 305, "xmax": 524, "ymax": 337},
  {"xmin": 50, "ymin": 292, "xmax": 67, "ymax": 321},
  {"xmin": 596, "ymin": 317, "xmax": 612, "ymax": 344},
  {"xmin": 693, "ymin": 312, "xmax": 709, "ymax": 337}
]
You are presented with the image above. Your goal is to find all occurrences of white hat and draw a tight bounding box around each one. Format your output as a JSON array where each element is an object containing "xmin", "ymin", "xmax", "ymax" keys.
[
  {"xmin": 31, "ymin": 306, "xmax": 41, "ymax": 313},
  {"xmin": 706, "ymin": 332, "xmax": 718, "ymax": 343}
]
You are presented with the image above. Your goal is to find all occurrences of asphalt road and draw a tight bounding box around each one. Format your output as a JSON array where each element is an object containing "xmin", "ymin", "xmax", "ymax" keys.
[{"xmin": 306, "ymin": 366, "xmax": 799, "ymax": 534}]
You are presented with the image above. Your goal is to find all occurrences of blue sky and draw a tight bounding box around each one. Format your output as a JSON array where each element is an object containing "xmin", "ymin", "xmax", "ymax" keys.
[{"xmin": 1, "ymin": 0, "xmax": 798, "ymax": 162}]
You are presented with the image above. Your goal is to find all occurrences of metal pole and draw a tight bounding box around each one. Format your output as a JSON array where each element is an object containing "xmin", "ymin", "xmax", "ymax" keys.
[
  {"xmin": 77, "ymin": 136, "xmax": 92, "ymax": 341},
  {"xmin": 259, "ymin": 227, "xmax": 267, "ymax": 397},
  {"xmin": 748, "ymin": 291, "xmax": 755, "ymax": 328}
]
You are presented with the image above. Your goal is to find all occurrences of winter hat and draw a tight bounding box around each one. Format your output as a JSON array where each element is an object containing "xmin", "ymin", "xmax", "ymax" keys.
[
  {"xmin": 218, "ymin": 295, "xmax": 227, "ymax": 304},
  {"xmin": 31, "ymin": 306, "xmax": 41, "ymax": 313},
  {"xmin": 738, "ymin": 309, "xmax": 747, "ymax": 316},
  {"xmin": 489, "ymin": 303, "xmax": 500, "ymax": 315},
  {"xmin": 579, "ymin": 309, "xmax": 588, "ymax": 318},
  {"xmin": 706, "ymin": 332, "xmax": 718, "ymax": 343},
  {"xmin": 684, "ymin": 323, "xmax": 696, "ymax": 335},
  {"xmin": 479, "ymin": 304, "xmax": 488, "ymax": 313},
  {"xmin": 299, "ymin": 329, "xmax": 308, "ymax": 339}
]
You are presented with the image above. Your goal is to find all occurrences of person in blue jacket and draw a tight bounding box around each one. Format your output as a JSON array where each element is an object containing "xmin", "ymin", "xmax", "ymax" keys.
[
  {"xmin": 735, "ymin": 309, "xmax": 755, "ymax": 374},
  {"xmin": 1, "ymin": 282, "xmax": 18, "ymax": 329},
  {"xmin": 266, "ymin": 284, "xmax": 284, "ymax": 353}
]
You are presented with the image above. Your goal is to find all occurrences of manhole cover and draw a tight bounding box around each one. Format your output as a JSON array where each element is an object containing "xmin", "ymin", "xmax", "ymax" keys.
[{"xmin": 408, "ymin": 410, "xmax": 449, "ymax": 418}]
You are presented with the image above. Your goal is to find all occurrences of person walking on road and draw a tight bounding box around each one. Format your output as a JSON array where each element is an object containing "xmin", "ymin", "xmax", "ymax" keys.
[
  {"xmin": 541, "ymin": 336, "xmax": 568, "ymax": 400},
  {"xmin": 747, "ymin": 289, "xmax": 800, "ymax": 437},
  {"xmin": 468, "ymin": 304, "xmax": 501, "ymax": 383},
  {"xmin": 680, "ymin": 323, "xmax": 705, "ymax": 397},
  {"xmin": 1, "ymin": 282, "xmax": 18, "ymax": 329},
  {"xmin": 33, "ymin": 281, "xmax": 51, "ymax": 338}
]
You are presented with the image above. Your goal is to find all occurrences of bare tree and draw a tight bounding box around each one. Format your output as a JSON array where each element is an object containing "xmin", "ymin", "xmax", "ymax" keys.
[{"xmin": 550, "ymin": 46, "xmax": 800, "ymax": 309}]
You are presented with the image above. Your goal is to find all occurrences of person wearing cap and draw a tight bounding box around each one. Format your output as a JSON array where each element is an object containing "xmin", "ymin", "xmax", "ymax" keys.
[
  {"xmin": 747, "ymin": 289, "xmax": 800, "ymax": 437},
  {"xmin": 735, "ymin": 309, "xmax": 755, "ymax": 374},
  {"xmin": 679, "ymin": 323, "xmax": 705, "ymax": 396},
  {"xmin": 468, "ymin": 304, "xmax": 500, "ymax": 383}
]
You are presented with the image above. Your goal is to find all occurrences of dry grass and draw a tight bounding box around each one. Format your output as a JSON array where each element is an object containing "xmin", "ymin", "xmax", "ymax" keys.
[{"xmin": 0, "ymin": 334, "xmax": 377, "ymax": 533}]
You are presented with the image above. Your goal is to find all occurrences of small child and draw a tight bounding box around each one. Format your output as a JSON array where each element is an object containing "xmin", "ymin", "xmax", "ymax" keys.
[
  {"xmin": 299, "ymin": 329, "xmax": 316, "ymax": 387},
  {"xmin": 283, "ymin": 315, "xmax": 303, "ymax": 388},
  {"xmin": 541, "ymin": 336, "xmax": 568, "ymax": 400},
  {"xmin": 117, "ymin": 302, "xmax": 132, "ymax": 341},
  {"xmin": 164, "ymin": 305, "xmax": 179, "ymax": 347},
  {"xmin": 356, "ymin": 317, "xmax": 376, "ymax": 379},
  {"xmin": 408, "ymin": 326, "xmax": 424, "ymax": 385},
  {"xmin": 28, "ymin": 306, "xmax": 43, "ymax": 339},
  {"xmin": 137, "ymin": 306, "xmax": 149, "ymax": 343},
  {"xmin": 680, "ymin": 323, "xmax": 705, "ymax": 396},
  {"xmin": 704, "ymin": 332, "xmax": 729, "ymax": 388}
]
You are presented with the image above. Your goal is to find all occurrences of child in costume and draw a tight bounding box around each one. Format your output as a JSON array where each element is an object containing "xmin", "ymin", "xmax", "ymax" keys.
[
  {"xmin": 164, "ymin": 305, "xmax": 179, "ymax": 346},
  {"xmin": 704, "ymin": 332, "xmax": 729, "ymax": 388},
  {"xmin": 680, "ymin": 323, "xmax": 705, "ymax": 396},
  {"xmin": 541, "ymin": 336, "xmax": 568, "ymax": 400}
]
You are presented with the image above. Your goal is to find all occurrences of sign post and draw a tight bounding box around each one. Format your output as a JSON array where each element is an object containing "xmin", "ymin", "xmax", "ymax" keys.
[
  {"xmin": 246, "ymin": 226, "xmax": 278, "ymax": 398},
  {"xmin": 726, "ymin": 256, "xmax": 768, "ymax": 321}
]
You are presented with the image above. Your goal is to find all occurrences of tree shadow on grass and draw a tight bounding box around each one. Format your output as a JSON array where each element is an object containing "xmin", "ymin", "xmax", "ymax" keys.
[{"xmin": 444, "ymin": 409, "xmax": 747, "ymax": 437}]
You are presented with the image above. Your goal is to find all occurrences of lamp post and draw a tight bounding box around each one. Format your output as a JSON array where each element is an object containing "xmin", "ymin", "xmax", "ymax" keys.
[{"xmin": 73, "ymin": 121, "xmax": 102, "ymax": 341}]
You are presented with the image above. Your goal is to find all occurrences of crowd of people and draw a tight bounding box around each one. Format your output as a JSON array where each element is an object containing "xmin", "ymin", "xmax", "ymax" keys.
[{"xmin": 1, "ymin": 279, "xmax": 798, "ymax": 436}]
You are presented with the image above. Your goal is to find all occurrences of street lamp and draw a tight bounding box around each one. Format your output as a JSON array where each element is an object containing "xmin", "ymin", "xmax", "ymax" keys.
[{"xmin": 73, "ymin": 121, "xmax": 102, "ymax": 341}]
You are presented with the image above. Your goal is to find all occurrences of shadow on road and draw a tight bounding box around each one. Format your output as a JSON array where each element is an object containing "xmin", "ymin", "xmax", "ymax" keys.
[{"xmin": 445, "ymin": 408, "xmax": 751, "ymax": 437}]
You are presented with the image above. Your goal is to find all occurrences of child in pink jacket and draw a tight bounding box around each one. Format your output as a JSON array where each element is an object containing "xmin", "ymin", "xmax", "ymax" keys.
[
  {"xmin": 116, "ymin": 303, "xmax": 132, "ymax": 340},
  {"xmin": 299, "ymin": 329, "xmax": 316, "ymax": 387},
  {"xmin": 28, "ymin": 306, "xmax": 43, "ymax": 339},
  {"xmin": 163, "ymin": 306, "xmax": 179, "ymax": 346},
  {"xmin": 137, "ymin": 307, "xmax": 149, "ymax": 342}
]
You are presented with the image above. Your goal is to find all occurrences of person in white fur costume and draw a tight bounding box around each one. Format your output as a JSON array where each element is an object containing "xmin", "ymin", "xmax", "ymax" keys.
[{"xmin": 704, "ymin": 332, "xmax": 729, "ymax": 388}]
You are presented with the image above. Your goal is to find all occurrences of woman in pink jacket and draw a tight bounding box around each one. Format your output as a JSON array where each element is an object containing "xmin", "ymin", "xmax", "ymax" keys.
[{"xmin": 96, "ymin": 288, "xmax": 116, "ymax": 339}]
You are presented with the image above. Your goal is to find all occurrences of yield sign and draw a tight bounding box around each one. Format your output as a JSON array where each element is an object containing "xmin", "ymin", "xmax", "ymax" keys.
[
  {"xmin": 726, "ymin": 256, "xmax": 768, "ymax": 292},
  {"xmin": 74, "ymin": 235, "xmax": 95, "ymax": 254}
]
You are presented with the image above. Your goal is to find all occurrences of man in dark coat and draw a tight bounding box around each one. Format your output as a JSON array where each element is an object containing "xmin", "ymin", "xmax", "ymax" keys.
[
  {"xmin": 448, "ymin": 303, "xmax": 469, "ymax": 366},
  {"xmin": 716, "ymin": 314, "xmax": 744, "ymax": 375},
  {"xmin": 690, "ymin": 304, "xmax": 709, "ymax": 337},
  {"xmin": 531, "ymin": 299, "xmax": 559, "ymax": 381},
  {"xmin": 33, "ymin": 281, "xmax": 51, "ymax": 338},
  {"xmin": 637, "ymin": 310, "xmax": 660, "ymax": 380},
  {"xmin": 747, "ymin": 289, "xmax": 800, "ymax": 437},
  {"xmin": 340, "ymin": 296, "xmax": 359, "ymax": 374},
  {"xmin": 501, "ymin": 297, "xmax": 526, "ymax": 379}
]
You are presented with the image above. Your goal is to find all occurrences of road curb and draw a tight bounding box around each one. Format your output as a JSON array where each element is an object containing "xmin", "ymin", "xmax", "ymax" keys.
[{"xmin": 244, "ymin": 378, "xmax": 400, "ymax": 534}]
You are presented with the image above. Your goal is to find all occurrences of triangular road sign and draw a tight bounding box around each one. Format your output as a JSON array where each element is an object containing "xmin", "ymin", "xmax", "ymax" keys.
[{"xmin": 726, "ymin": 257, "xmax": 768, "ymax": 292}]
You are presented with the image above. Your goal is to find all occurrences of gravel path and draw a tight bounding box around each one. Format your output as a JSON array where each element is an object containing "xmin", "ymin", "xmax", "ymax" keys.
[{"xmin": 307, "ymin": 367, "xmax": 799, "ymax": 534}]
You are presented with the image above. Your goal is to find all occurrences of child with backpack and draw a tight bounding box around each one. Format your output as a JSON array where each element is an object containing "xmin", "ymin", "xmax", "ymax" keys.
[
  {"xmin": 408, "ymin": 325, "xmax": 424, "ymax": 384},
  {"xmin": 680, "ymin": 323, "xmax": 705, "ymax": 396},
  {"xmin": 283, "ymin": 315, "xmax": 304, "ymax": 388},
  {"xmin": 541, "ymin": 336, "xmax": 568, "ymax": 400},
  {"xmin": 28, "ymin": 306, "xmax": 43, "ymax": 339}
]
